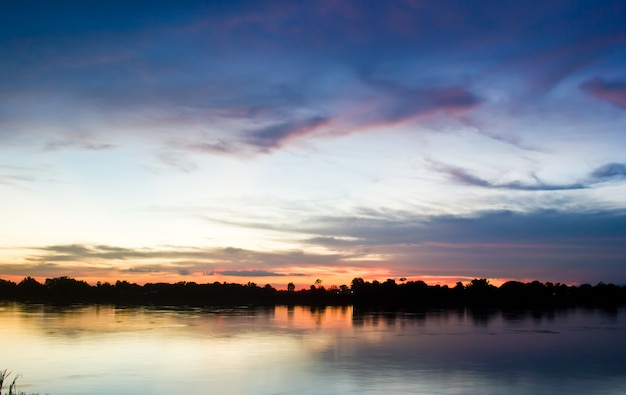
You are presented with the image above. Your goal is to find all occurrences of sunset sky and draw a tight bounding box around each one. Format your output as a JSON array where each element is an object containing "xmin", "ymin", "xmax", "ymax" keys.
[{"xmin": 1, "ymin": 0, "xmax": 626, "ymax": 288}]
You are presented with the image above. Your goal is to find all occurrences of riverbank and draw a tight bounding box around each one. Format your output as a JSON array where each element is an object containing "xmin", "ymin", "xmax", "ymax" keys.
[{"xmin": 1, "ymin": 276, "xmax": 625, "ymax": 308}]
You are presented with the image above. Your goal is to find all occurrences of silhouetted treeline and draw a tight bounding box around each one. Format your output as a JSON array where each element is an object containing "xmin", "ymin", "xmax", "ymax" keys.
[
  {"xmin": 349, "ymin": 278, "xmax": 626, "ymax": 308},
  {"xmin": 0, "ymin": 276, "xmax": 625, "ymax": 307}
]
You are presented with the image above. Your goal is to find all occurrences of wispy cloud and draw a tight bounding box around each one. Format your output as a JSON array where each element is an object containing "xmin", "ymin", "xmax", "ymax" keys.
[
  {"xmin": 429, "ymin": 161, "xmax": 586, "ymax": 191},
  {"xmin": 155, "ymin": 150, "xmax": 199, "ymax": 173},
  {"xmin": 245, "ymin": 116, "xmax": 330, "ymax": 151},
  {"xmin": 428, "ymin": 161, "xmax": 626, "ymax": 191},
  {"xmin": 581, "ymin": 78, "xmax": 626, "ymax": 109},
  {"xmin": 590, "ymin": 163, "xmax": 626, "ymax": 180},
  {"xmin": 203, "ymin": 269, "xmax": 306, "ymax": 277},
  {"xmin": 0, "ymin": 170, "xmax": 35, "ymax": 186},
  {"xmin": 355, "ymin": 77, "xmax": 483, "ymax": 127},
  {"xmin": 122, "ymin": 267, "xmax": 161, "ymax": 273},
  {"xmin": 35, "ymin": 244, "xmax": 154, "ymax": 261},
  {"xmin": 18, "ymin": 243, "xmax": 353, "ymax": 280},
  {"xmin": 44, "ymin": 136, "xmax": 117, "ymax": 152},
  {"xmin": 183, "ymin": 140, "xmax": 234, "ymax": 155},
  {"xmin": 0, "ymin": 164, "xmax": 57, "ymax": 188}
]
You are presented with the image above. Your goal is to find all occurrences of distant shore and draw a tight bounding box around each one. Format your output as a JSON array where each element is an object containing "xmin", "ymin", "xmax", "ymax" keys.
[{"xmin": 1, "ymin": 276, "xmax": 625, "ymax": 308}]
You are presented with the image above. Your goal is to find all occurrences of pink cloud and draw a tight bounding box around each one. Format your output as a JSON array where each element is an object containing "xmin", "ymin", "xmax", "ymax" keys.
[{"xmin": 581, "ymin": 77, "xmax": 626, "ymax": 109}]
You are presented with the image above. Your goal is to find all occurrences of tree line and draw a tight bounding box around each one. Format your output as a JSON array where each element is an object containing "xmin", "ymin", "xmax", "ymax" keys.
[{"xmin": 0, "ymin": 276, "xmax": 624, "ymax": 307}]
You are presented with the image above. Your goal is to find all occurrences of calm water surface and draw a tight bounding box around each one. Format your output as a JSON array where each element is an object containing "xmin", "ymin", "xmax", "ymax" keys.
[{"xmin": 1, "ymin": 303, "xmax": 625, "ymax": 394}]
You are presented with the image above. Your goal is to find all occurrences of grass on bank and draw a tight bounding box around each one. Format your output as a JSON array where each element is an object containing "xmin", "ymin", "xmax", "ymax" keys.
[{"xmin": 0, "ymin": 370, "xmax": 38, "ymax": 395}]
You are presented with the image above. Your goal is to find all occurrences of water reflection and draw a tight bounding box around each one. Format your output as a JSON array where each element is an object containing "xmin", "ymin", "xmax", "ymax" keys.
[{"xmin": 0, "ymin": 303, "xmax": 625, "ymax": 394}]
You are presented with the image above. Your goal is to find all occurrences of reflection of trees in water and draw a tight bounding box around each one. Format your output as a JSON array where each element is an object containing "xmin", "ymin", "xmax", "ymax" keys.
[
  {"xmin": 501, "ymin": 308, "xmax": 563, "ymax": 324},
  {"xmin": 351, "ymin": 306, "xmax": 624, "ymax": 328},
  {"xmin": 287, "ymin": 304, "xmax": 295, "ymax": 321},
  {"xmin": 309, "ymin": 306, "xmax": 326, "ymax": 326}
]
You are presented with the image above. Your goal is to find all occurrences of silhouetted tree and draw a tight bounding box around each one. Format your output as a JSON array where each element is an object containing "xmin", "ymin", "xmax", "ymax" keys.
[
  {"xmin": 0, "ymin": 279, "xmax": 16, "ymax": 299},
  {"xmin": 351, "ymin": 278, "xmax": 365, "ymax": 292},
  {"xmin": 45, "ymin": 276, "xmax": 93, "ymax": 301},
  {"xmin": 17, "ymin": 277, "xmax": 45, "ymax": 300}
]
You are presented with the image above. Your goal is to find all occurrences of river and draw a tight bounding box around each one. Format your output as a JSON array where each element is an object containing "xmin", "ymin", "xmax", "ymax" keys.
[{"xmin": 1, "ymin": 303, "xmax": 625, "ymax": 394}]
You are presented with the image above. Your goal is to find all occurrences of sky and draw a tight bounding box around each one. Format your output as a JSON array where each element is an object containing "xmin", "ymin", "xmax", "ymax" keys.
[{"xmin": 1, "ymin": 0, "xmax": 626, "ymax": 288}]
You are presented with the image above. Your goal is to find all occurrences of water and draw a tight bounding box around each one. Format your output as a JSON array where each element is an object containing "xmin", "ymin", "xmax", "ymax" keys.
[{"xmin": 1, "ymin": 303, "xmax": 625, "ymax": 394}]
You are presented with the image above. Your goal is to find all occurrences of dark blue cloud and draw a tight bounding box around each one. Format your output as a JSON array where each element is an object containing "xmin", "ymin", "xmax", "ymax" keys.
[
  {"xmin": 429, "ymin": 161, "xmax": 626, "ymax": 191},
  {"xmin": 422, "ymin": 210, "xmax": 626, "ymax": 245},
  {"xmin": 591, "ymin": 163, "xmax": 626, "ymax": 179},
  {"xmin": 581, "ymin": 78, "xmax": 626, "ymax": 109},
  {"xmin": 305, "ymin": 209, "xmax": 626, "ymax": 247},
  {"xmin": 360, "ymin": 81, "xmax": 483, "ymax": 125},
  {"xmin": 245, "ymin": 116, "xmax": 329, "ymax": 151},
  {"xmin": 303, "ymin": 209, "xmax": 626, "ymax": 282},
  {"xmin": 430, "ymin": 162, "xmax": 586, "ymax": 191}
]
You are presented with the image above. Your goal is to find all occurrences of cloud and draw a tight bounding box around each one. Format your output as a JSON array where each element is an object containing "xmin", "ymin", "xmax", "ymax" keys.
[
  {"xmin": 418, "ymin": 210, "xmax": 626, "ymax": 245},
  {"xmin": 207, "ymin": 269, "xmax": 305, "ymax": 277},
  {"xmin": 311, "ymin": 208, "xmax": 626, "ymax": 271},
  {"xmin": 44, "ymin": 137, "xmax": 117, "ymax": 152},
  {"xmin": 580, "ymin": 78, "xmax": 626, "ymax": 109},
  {"xmin": 590, "ymin": 163, "xmax": 626, "ymax": 180},
  {"xmin": 357, "ymin": 78, "xmax": 483, "ymax": 127},
  {"xmin": 123, "ymin": 267, "xmax": 161, "ymax": 273},
  {"xmin": 36, "ymin": 244, "xmax": 153, "ymax": 261},
  {"xmin": 427, "ymin": 161, "xmax": 626, "ymax": 192},
  {"xmin": 184, "ymin": 140, "xmax": 234, "ymax": 155},
  {"xmin": 0, "ymin": 170, "xmax": 35, "ymax": 187},
  {"xmin": 258, "ymin": 207, "xmax": 626, "ymax": 283},
  {"xmin": 21, "ymin": 243, "xmax": 352, "ymax": 279},
  {"xmin": 427, "ymin": 87, "xmax": 483, "ymax": 114},
  {"xmin": 214, "ymin": 82, "xmax": 481, "ymax": 153},
  {"xmin": 245, "ymin": 116, "xmax": 329, "ymax": 151},
  {"xmin": 155, "ymin": 150, "xmax": 199, "ymax": 173},
  {"xmin": 306, "ymin": 237, "xmax": 363, "ymax": 247},
  {"xmin": 0, "ymin": 164, "xmax": 59, "ymax": 188},
  {"xmin": 8, "ymin": 205, "xmax": 626, "ymax": 284},
  {"xmin": 429, "ymin": 162, "xmax": 586, "ymax": 191},
  {"xmin": 477, "ymin": 131, "xmax": 544, "ymax": 153},
  {"xmin": 283, "ymin": 205, "xmax": 626, "ymax": 250}
]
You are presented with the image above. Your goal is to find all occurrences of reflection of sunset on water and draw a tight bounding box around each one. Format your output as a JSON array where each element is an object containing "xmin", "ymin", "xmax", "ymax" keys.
[{"xmin": 1, "ymin": 303, "xmax": 625, "ymax": 394}]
